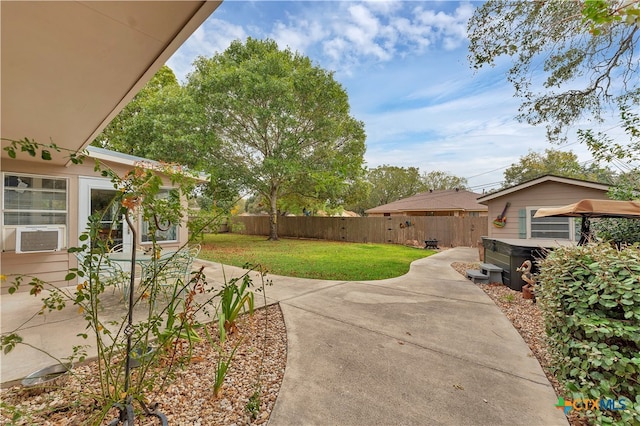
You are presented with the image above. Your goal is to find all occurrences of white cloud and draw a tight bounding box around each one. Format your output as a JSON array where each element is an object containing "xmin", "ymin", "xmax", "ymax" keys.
[
  {"xmin": 389, "ymin": 16, "xmax": 432, "ymax": 52},
  {"xmin": 365, "ymin": 0, "xmax": 404, "ymax": 15},
  {"xmin": 295, "ymin": 1, "xmax": 475, "ymax": 73},
  {"xmin": 323, "ymin": 3, "xmax": 394, "ymax": 65},
  {"xmin": 323, "ymin": 37, "xmax": 349, "ymax": 62},
  {"xmin": 269, "ymin": 19, "xmax": 328, "ymax": 54},
  {"xmin": 411, "ymin": 2, "xmax": 473, "ymax": 51},
  {"xmin": 167, "ymin": 19, "xmax": 247, "ymax": 82}
]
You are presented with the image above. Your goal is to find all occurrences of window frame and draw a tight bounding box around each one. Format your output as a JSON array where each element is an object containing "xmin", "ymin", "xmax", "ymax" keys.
[
  {"xmin": 2, "ymin": 172, "xmax": 69, "ymax": 250},
  {"xmin": 526, "ymin": 206, "xmax": 576, "ymax": 240}
]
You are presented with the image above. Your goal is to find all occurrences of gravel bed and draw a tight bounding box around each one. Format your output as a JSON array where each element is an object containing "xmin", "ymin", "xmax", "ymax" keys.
[{"xmin": 0, "ymin": 304, "xmax": 287, "ymax": 425}]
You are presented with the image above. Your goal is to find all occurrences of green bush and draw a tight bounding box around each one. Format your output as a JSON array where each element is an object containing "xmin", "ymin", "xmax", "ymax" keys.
[{"xmin": 537, "ymin": 243, "xmax": 640, "ymax": 425}]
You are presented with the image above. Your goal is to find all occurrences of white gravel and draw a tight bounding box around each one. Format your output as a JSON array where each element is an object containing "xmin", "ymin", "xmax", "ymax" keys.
[{"xmin": 0, "ymin": 304, "xmax": 287, "ymax": 425}]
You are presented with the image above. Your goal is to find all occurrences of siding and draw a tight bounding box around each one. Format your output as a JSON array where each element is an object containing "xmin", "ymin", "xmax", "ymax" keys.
[{"xmin": 484, "ymin": 181, "xmax": 609, "ymax": 239}]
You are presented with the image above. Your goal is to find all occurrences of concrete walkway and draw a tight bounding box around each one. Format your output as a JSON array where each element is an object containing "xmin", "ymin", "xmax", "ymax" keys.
[
  {"xmin": 1, "ymin": 248, "xmax": 567, "ymax": 425},
  {"xmin": 268, "ymin": 248, "xmax": 567, "ymax": 426}
]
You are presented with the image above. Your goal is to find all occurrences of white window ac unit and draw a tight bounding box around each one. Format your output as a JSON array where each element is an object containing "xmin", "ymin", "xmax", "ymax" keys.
[{"xmin": 15, "ymin": 227, "xmax": 63, "ymax": 253}]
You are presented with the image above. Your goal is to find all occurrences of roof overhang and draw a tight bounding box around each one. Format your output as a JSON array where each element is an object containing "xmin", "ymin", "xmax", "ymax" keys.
[
  {"xmin": 477, "ymin": 175, "xmax": 610, "ymax": 204},
  {"xmin": 86, "ymin": 146, "xmax": 209, "ymax": 183},
  {"xmin": 1, "ymin": 1, "xmax": 220, "ymax": 166}
]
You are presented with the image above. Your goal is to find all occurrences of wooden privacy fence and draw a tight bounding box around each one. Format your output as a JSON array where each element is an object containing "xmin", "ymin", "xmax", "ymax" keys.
[{"xmin": 229, "ymin": 216, "xmax": 488, "ymax": 248}]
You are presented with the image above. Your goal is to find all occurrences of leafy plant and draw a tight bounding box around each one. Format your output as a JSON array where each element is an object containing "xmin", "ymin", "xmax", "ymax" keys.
[
  {"xmin": 3, "ymin": 137, "xmax": 85, "ymax": 164},
  {"xmin": 537, "ymin": 243, "xmax": 640, "ymax": 425},
  {"xmin": 201, "ymin": 321, "xmax": 244, "ymax": 399},
  {"xmin": 156, "ymin": 267, "xmax": 205, "ymax": 369},
  {"xmin": 245, "ymin": 387, "xmax": 262, "ymax": 419},
  {"xmin": 217, "ymin": 273, "xmax": 255, "ymax": 343},
  {"xmin": 0, "ymin": 401, "xmax": 32, "ymax": 425},
  {"xmin": 200, "ymin": 265, "xmax": 267, "ymax": 400},
  {"xmin": 502, "ymin": 293, "xmax": 515, "ymax": 304},
  {"xmin": 1, "ymin": 139, "xmax": 221, "ymax": 421},
  {"xmin": 214, "ymin": 338, "xmax": 243, "ymax": 399}
]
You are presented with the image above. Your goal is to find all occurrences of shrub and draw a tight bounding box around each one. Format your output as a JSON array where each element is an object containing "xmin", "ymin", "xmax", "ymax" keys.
[{"xmin": 537, "ymin": 243, "xmax": 640, "ymax": 425}]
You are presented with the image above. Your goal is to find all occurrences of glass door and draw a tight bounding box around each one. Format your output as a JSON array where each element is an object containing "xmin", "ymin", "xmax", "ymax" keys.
[{"xmin": 78, "ymin": 177, "xmax": 133, "ymax": 252}]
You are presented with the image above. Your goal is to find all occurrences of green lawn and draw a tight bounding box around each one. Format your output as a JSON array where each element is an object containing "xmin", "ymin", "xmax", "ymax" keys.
[{"xmin": 198, "ymin": 233, "xmax": 435, "ymax": 281}]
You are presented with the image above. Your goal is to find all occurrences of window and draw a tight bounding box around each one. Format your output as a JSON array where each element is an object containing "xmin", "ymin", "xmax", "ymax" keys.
[
  {"xmin": 141, "ymin": 189, "xmax": 178, "ymax": 243},
  {"xmin": 3, "ymin": 173, "xmax": 68, "ymax": 226},
  {"xmin": 527, "ymin": 207, "xmax": 575, "ymax": 240}
]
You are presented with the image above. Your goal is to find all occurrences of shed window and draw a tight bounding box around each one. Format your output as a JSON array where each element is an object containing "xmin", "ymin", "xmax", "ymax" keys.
[{"xmin": 527, "ymin": 207, "xmax": 575, "ymax": 240}]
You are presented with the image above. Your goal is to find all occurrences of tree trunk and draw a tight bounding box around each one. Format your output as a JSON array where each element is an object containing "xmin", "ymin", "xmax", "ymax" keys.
[{"xmin": 268, "ymin": 188, "xmax": 279, "ymax": 241}]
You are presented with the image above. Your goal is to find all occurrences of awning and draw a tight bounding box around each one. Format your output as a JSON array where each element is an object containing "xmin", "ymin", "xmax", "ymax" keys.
[
  {"xmin": 533, "ymin": 199, "xmax": 640, "ymax": 219},
  {"xmin": 533, "ymin": 199, "xmax": 640, "ymax": 245}
]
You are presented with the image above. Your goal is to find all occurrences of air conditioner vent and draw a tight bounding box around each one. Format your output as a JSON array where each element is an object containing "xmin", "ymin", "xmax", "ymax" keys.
[{"xmin": 15, "ymin": 227, "xmax": 63, "ymax": 253}]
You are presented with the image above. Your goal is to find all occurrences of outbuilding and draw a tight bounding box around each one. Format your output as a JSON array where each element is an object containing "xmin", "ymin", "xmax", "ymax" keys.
[{"xmin": 476, "ymin": 175, "xmax": 611, "ymax": 290}]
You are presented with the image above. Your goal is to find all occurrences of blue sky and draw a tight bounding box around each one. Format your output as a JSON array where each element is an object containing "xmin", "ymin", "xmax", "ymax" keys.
[{"xmin": 167, "ymin": 0, "xmax": 600, "ymax": 193}]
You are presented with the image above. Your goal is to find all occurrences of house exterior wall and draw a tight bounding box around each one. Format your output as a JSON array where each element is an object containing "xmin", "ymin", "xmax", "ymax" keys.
[
  {"xmin": 484, "ymin": 181, "xmax": 609, "ymax": 239},
  {"xmin": 1, "ymin": 158, "xmax": 188, "ymax": 293}
]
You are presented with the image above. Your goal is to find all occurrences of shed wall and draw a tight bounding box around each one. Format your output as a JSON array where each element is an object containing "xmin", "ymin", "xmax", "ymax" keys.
[{"xmin": 484, "ymin": 181, "xmax": 609, "ymax": 239}]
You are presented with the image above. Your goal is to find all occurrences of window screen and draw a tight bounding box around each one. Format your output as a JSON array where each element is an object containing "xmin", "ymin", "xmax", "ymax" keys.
[{"xmin": 530, "ymin": 209, "xmax": 571, "ymax": 239}]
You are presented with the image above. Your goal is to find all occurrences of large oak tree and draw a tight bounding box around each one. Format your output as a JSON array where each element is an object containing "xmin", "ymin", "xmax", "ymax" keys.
[
  {"xmin": 362, "ymin": 166, "xmax": 468, "ymax": 212},
  {"xmin": 422, "ymin": 170, "xmax": 469, "ymax": 191},
  {"xmin": 188, "ymin": 38, "xmax": 366, "ymax": 240},
  {"xmin": 366, "ymin": 165, "xmax": 425, "ymax": 208},
  {"xmin": 468, "ymin": 1, "xmax": 640, "ymax": 160}
]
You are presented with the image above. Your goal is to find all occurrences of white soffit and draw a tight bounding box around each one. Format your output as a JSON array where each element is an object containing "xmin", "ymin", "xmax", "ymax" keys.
[{"xmin": 1, "ymin": 1, "xmax": 220, "ymax": 165}]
